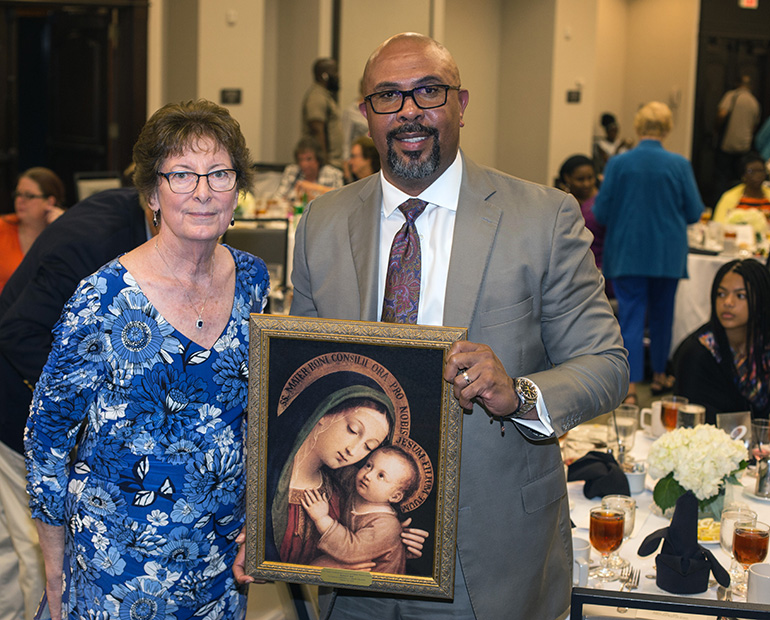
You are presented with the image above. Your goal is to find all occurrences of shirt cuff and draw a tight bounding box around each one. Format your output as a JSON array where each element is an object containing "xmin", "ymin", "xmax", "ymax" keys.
[{"xmin": 511, "ymin": 387, "xmax": 554, "ymax": 437}]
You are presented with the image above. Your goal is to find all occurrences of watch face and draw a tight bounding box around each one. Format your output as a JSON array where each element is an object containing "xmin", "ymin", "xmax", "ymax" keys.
[{"xmin": 516, "ymin": 378, "xmax": 538, "ymax": 408}]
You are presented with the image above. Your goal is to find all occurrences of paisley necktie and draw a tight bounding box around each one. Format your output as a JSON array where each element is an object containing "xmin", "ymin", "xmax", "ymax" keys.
[{"xmin": 381, "ymin": 198, "xmax": 428, "ymax": 324}]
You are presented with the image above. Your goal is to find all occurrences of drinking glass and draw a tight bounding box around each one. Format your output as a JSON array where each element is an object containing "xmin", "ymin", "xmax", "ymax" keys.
[
  {"xmin": 720, "ymin": 508, "xmax": 757, "ymax": 586},
  {"xmin": 607, "ymin": 404, "xmax": 639, "ymax": 464},
  {"xmin": 676, "ymin": 403, "xmax": 705, "ymax": 428},
  {"xmin": 751, "ymin": 419, "xmax": 770, "ymax": 463},
  {"xmin": 732, "ymin": 520, "xmax": 770, "ymax": 597},
  {"xmin": 601, "ymin": 495, "xmax": 636, "ymax": 569},
  {"xmin": 589, "ymin": 506, "xmax": 624, "ymax": 581},
  {"xmin": 661, "ymin": 396, "xmax": 687, "ymax": 432}
]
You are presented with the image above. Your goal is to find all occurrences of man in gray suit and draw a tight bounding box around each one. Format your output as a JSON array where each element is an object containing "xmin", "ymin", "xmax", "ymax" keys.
[{"xmin": 290, "ymin": 33, "xmax": 628, "ymax": 619}]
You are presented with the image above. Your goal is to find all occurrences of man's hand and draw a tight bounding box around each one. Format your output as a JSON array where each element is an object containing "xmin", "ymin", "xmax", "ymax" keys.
[
  {"xmin": 400, "ymin": 517, "xmax": 429, "ymax": 559},
  {"xmin": 443, "ymin": 340, "xmax": 519, "ymax": 416}
]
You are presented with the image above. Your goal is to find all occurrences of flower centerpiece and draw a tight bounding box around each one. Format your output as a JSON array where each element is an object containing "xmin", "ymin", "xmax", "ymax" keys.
[{"xmin": 647, "ymin": 424, "xmax": 747, "ymax": 520}]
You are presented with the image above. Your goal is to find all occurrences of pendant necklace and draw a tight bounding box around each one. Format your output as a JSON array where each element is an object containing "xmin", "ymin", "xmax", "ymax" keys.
[{"xmin": 154, "ymin": 240, "xmax": 215, "ymax": 329}]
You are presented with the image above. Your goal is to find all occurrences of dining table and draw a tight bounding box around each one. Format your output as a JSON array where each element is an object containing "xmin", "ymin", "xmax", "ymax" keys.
[{"xmin": 566, "ymin": 424, "xmax": 770, "ymax": 619}]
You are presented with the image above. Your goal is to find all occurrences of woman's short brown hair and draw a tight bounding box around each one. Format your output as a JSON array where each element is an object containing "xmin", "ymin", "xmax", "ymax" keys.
[
  {"xmin": 633, "ymin": 101, "xmax": 673, "ymax": 139},
  {"xmin": 20, "ymin": 167, "xmax": 66, "ymax": 206},
  {"xmin": 353, "ymin": 136, "xmax": 381, "ymax": 173},
  {"xmin": 132, "ymin": 99, "xmax": 254, "ymax": 202}
]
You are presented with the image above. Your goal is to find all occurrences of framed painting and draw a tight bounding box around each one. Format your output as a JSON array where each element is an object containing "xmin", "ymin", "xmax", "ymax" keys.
[{"xmin": 245, "ymin": 315, "xmax": 466, "ymax": 599}]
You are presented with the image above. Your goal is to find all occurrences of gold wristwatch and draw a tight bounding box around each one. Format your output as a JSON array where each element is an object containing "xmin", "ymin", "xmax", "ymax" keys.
[{"xmin": 511, "ymin": 377, "xmax": 539, "ymax": 417}]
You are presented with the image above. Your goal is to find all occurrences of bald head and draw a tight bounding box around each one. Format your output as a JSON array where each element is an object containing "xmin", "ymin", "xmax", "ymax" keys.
[{"xmin": 362, "ymin": 33, "xmax": 461, "ymax": 96}]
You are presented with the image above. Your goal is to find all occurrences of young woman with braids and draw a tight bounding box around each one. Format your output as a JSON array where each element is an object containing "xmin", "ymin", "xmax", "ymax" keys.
[{"xmin": 673, "ymin": 259, "xmax": 770, "ymax": 423}]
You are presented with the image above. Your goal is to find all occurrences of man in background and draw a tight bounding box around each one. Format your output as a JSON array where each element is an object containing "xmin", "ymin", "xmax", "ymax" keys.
[
  {"xmin": 715, "ymin": 74, "xmax": 761, "ymax": 198},
  {"xmin": 0, "ymin": 187, "xmax": 149, "ymax": 620},
  {"xmin": 288, "ymin": 33, "xmax": 628, "ymax": 619},
  {"xmin": 302, "ymin": 58, "xmax": 343, "ymax": 169}
]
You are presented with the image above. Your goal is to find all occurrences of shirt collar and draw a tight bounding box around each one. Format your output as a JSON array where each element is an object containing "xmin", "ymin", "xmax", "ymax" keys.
[{"xmin": 380, "ymin": 150, "xmax": 463, "ymax": 216}]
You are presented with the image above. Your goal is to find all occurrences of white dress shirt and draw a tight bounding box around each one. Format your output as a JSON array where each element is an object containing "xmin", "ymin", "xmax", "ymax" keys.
[{"xmin": 376, "ymin": 151, "xmax": 553, "ymax": 436}]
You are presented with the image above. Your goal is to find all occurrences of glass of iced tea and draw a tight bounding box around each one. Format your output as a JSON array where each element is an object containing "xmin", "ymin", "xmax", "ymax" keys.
[
  {"xmin": 661, "ymin": 396, "xmax": 688, "ymax": 432},
  {"xmin": 732, "ymin": 520, "xmax": 770, "ymax": 596},
  {"xmin": 601, "ymin": 495, "xmax": 636, "ymax": 569},
  {"xmin": 589, "ymin": 506, "xmax": 625, "ymax": 581}
]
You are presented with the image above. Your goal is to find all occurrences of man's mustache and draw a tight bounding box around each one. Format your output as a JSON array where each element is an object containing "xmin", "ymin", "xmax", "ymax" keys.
[{"xmin": 387, "ymin": 123, "xmax": 439, "ymax": 141}]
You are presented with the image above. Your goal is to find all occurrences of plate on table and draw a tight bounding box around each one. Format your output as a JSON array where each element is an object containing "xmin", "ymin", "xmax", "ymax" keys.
[{"xmin": 743, "ymin": 487, "xmax": 770, "ymax": 503}]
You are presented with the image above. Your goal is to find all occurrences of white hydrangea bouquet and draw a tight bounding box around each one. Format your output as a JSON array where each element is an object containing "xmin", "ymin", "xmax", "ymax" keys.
[{"xmin": 647, "ymin": 425, "xmax": 747, "ymax": 519}]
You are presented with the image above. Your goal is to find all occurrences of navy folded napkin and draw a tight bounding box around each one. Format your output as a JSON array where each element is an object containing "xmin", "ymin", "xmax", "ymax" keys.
[
  {"xmin": 637, "ymin": 491, "xmax": 730, "ymax": 594},
  {"xmin": 567, "ymin": 450, "xmax": 630, "ymax": 499}
]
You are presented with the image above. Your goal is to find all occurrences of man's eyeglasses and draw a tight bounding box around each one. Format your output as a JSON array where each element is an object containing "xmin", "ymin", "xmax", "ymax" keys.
[
  {"xmin": 364, "ymin": 85, "xmax": 460, "ymax": 115},
  {"xmin": 12, "ymin": 191, "xmax": 46, "ymax": 200},
  {"xmin": 157, "ymin": 169, "xmax": 238, "ymax": 194}
]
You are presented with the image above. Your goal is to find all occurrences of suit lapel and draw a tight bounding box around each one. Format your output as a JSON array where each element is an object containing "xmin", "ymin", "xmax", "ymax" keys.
[
  {"xmin": 444, "ymin": 158, "xmax": 502, "ymax": 329},
  {"xmin": 347, "ymin": 178, "xmax": 382, "ymax": 321}
]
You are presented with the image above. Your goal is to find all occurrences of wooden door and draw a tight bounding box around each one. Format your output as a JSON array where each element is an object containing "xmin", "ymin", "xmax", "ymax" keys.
[{"xmin": 0, "ymin": 1, "xmax": 147, "ymax": 213}]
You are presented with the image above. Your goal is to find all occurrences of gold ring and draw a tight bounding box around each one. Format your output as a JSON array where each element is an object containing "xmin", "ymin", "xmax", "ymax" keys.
[{"xmin": 461, "ymin": 370, "xmax": 472, "ymax": 385}]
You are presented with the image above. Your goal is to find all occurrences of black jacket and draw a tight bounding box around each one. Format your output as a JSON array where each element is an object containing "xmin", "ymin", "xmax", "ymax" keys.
[{"xmin": 0, "ymin": 188, "xmax": 147, "ymax": 453}]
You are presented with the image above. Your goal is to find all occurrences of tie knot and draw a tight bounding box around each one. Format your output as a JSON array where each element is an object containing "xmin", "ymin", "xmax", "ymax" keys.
[{"xmin": 398, "ymin": 198, "xmax": 428, "ymax": 223}]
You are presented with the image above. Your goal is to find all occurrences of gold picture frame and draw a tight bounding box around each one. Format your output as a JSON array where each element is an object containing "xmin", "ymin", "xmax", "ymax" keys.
[{"xmin": 245, "ymin": 315, "xmax": 466, "ymax": 599}]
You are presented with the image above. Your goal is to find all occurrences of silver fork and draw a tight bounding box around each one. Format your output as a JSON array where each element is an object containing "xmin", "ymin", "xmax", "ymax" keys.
[
  {"xmin": 617, "ymin": 568, "xmax": 641, "ymax": 613},
  {"xmin": 617, "ymin": 565, "xmax": 631, "ymax": 588},
  {"xmin": 623, "ymin": 568, "xmax": 640, "ymax": 591}
]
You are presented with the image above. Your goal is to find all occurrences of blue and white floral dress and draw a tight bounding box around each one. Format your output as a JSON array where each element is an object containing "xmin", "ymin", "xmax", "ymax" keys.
[{"xmin": 25, "ymin": 246, "xmax": 268, "ymax": 620}]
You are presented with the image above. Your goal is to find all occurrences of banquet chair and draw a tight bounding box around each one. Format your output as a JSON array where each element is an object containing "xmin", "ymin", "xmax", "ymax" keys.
[
  {"xmin": 222, "ymin": 219, "xmax": 289, "ymax": 289},
  {"xmin": 74, "ymin": 171, "xmax": 123, "ymax": 201}
]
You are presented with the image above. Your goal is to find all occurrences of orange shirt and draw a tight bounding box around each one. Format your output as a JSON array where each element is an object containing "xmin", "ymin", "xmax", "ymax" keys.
[
  {"xmin": 735, "ymin": 195, "xmax": 770, "ymax": 217},
  {"xmin": 0, "ymin": 214, "xmax": 23, "ymax": 293}
]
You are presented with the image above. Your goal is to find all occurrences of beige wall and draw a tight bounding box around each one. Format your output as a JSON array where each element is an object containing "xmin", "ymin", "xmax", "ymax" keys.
[
  {"xmin": 495, "ymin": 0, "xmax": 557, "ymax": 182},
  {"xmin": 623, "ymin": 0, "xmax": 700, "ymax": 157},
  {"xmin": 444, "ymin": 0, "xmax": 502, "ymax": 169},
  {"xmin": 547, "ymin": 0, "xmax": 600, "ymax": 184},
  {"xmin": 146, "ymin": 0, "xmax": 701, "ymax": 184}
]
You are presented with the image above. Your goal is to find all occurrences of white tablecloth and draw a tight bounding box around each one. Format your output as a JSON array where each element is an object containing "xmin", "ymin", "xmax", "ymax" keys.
[
  {"xmin": 670, "ymin": 253, "xmax": 734, "ymax": 357},
  {"xmin": 568, "ymin": 427, "xmax": 770, "ymax": 617}
]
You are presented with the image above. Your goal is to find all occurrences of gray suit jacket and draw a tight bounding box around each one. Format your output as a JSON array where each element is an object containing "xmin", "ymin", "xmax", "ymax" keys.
[{"xmin": 291, "ymin": 155, "xmax": 628, "ymax": 619}]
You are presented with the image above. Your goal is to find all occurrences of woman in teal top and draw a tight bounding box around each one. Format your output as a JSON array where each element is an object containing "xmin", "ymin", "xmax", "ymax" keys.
[{"xmin": 593, "ymin": 101, "xmax": 703, "ymax": 403}]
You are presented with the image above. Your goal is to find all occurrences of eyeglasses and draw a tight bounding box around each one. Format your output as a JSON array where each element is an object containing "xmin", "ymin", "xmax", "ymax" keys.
[
  {"xmin": 745, "ymin": 167, "xmax": 767, "ymax": 176},
  {"xmin": 12, "ymin": 191, "xmax": 46, "ymax": 200},
  {"xmin": 364, "ymin": 84, "xmax": 460, "ymax": 114},
  {"xmin": 157, "ymin": 169, "xmax": 238, "ymax": 194}
]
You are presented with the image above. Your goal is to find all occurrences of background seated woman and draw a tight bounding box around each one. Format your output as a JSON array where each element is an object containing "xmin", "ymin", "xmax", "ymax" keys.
[
  {"xmin": 712, "ymin": 152, "xmax": 770, "ymax": 223},
  {"xmin": 0, "ymin": 167, "xmax": 65, "ymax": 292},
  {"xmin": 673, "ymin": 258, "xmax": 770, "ymax": 423}
]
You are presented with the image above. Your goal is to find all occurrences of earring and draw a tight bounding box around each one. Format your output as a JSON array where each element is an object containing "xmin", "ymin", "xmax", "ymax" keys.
[
  {"xmin": 153, "ymin": 209, "xmax": 159, "ymax": 227},
  {"xmin": 231, "ymin": 217, "xmax": 235, "ymax": 226}
]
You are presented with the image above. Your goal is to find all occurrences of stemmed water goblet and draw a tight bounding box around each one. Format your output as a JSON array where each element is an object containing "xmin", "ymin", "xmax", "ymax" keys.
[
  {"xmin": 732, "ymin": 519, "xmax": 769, "ymax": 597},
  {"xmin": 601, "ymin": 495, "xmax": 635, "ymax": 570},
  {"xmin": 607, "ymin": 404, "xmax": 639, "ymax": 465},
  {"xmin": 589, "ymin": 506, "xmax": 625, "ymax": 581},
  {"xmin": 720, "ymin": 507, "xmax": 757, "ymax": 588}
]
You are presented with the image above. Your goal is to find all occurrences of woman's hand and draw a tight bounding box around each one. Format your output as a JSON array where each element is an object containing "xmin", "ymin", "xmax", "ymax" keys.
[
  {"xmin": 44, "ymin": 205, "xmax": 65, "ymax": 225},
  {"xmin": 34, "ymin": 520, "xmax": 65, "ymax": 620},
  {"xmin": 232, "ymin": 530, "xmax": 262, "ymax": 585}
]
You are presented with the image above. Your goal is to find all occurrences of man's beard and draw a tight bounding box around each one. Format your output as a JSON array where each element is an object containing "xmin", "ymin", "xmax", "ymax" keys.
[{"xmin": 386, "ymin": 123, "xmax": 441, "ymax": 180}]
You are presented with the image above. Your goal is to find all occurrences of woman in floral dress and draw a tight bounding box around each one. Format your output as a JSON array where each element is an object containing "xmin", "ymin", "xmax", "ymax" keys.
[{"xmin": 24, "ymin": 100, "xmax": 269, "ymax": 620}]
